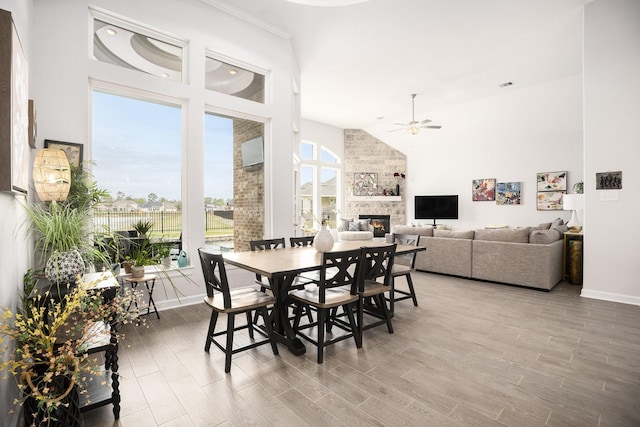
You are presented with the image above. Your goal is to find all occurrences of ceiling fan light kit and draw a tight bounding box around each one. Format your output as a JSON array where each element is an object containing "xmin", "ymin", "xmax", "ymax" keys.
[{"xmin": 390, "ymin": 93, "xmax": 442, "ymax": 135}]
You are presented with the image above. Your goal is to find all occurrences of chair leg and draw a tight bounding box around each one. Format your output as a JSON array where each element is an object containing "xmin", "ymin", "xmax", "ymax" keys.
[
  {"xmin": 376, "ymin": 294, "xmax": 393, "ymax": 334},
  {"xmin": 357, "ymin": 298, "xmax": 364, "ymax": 344},
  {"xmin": 259, "ymin": 306, "xmax": 279, "ymax": 356},
  {"xmin": 389, "ymin": 277, "xmax": 396, "ymax": 314},
  {"xmin": 204, "ymin": 310, "xmax": 219, "ymax": 352},
  {"xmin": 246, "ymin": 311, "xmax": 255, "ymax": 339},
  {"xmin": 225, "ymin": 313, "xmax": 235, "ymax": 373},
  {"xmin": 406, "ymin": 274, "xmax": 418, "ymax": 306},
  {"xmin": 317, "ymin": 309, "xmax": 326, "ymax": 364},
  {"xmin": 344, "ymin": 303, "xmax": 362, "ymax": 348}
]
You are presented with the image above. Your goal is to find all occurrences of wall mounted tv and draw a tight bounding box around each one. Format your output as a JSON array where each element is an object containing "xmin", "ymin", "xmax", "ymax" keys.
[
  {"xmin": 414, "ymin": 195, "xmax": 459, "ymax": 226},
  {"xmin": 241, "ymin": 136, "xmax": 264, "ymax": 167}
]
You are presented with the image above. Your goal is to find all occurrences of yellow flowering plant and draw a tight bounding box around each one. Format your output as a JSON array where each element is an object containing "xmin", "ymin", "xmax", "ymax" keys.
[{"xmin": 0, "ymin": 274, "xmax": 142, "ymax": 424}]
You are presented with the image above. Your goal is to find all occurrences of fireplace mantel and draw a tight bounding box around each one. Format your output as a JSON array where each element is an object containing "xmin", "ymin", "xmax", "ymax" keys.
[{"xmin": 351, "ymin": 196, "xmax": 401, "ymax": 202}]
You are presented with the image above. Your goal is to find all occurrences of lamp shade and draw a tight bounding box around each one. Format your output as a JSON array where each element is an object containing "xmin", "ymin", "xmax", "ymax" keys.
[
  {"xmin": 33, "ymin": 148, "xmax": 71, "ymax": 202},
  {"xmin": 562, "ymin": 194, "xmax": 584, "ymax": 211}
]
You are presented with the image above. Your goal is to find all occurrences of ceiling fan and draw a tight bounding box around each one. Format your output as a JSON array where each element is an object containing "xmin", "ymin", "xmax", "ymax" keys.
[{"xmin": 390, "ymin": 94, "xmax": 442, "ymax": 135}]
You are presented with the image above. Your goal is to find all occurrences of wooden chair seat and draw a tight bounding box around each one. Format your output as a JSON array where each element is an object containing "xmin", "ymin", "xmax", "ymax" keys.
[
  {"xmin": 204, "ymin": 287, "xmax": 276, "ymax": 314},
  {"xmin": 289, "ymin": 287, "xmax": 358, "ymax": 309}
]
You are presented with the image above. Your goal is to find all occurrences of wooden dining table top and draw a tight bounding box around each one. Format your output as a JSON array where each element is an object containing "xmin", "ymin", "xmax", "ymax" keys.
[{"xmin": 222, "ymin": 240, "xmax": 425, "ymax": 278}]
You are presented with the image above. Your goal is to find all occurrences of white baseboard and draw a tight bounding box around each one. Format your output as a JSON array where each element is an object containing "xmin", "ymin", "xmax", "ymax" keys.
[
  {"xmin": 154, "ymin": 293, "xmax": 205, "ymax": 312},
  {"xmin": 581, "ymin": 289, "xmax": 640, "ymax": 307}
]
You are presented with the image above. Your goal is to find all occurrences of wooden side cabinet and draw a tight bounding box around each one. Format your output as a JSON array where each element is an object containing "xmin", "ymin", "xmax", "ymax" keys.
[{"xmin": 563, "ymin": 232, "xmax": 583, "ymax": 285}]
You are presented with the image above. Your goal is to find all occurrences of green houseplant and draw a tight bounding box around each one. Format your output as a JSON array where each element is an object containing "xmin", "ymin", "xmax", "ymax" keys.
[{"xmin": 132, "ymin": 220, "xmax": 154, "ymax": 239}]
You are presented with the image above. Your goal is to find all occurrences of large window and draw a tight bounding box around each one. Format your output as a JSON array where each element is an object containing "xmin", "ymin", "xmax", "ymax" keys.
[
  {"xmin": 92, "ymin": 90, "xmax": 182, "ymax": 238},
  {"xmin": 300, "ymin": 141, "xmax": 339, "ymax": 230}
]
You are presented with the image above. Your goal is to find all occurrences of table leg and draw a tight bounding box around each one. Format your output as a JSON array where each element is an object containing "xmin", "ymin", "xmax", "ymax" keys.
[
  {"xmin": 144, "ymin": 278, "xmax": 160, "ymax": 319},
  {"xmin": 270, "ymin": 274, "xmax": 306, "ymax": 355}
]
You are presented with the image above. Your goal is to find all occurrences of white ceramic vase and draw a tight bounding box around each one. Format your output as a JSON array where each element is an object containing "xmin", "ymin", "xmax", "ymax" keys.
[{"xmin": 314, "ymin": 225, "xmax": 334, "ymax": 252}]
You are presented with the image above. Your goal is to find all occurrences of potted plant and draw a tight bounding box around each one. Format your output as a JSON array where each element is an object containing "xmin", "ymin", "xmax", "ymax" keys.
[
  {"xmin": 22, "ymin": 201, "xmax": 108, "ymax": 285},
  {"xmin": 130, "ymin": 239, "xmax": 157, "ymax": 278},
  {"xmin": 132, "ymin": 220, "xmax": 154, "ymax": 239},
  {"xmin": 0, "ymin": 275, "xmax": 141, "ymax": 426},
  {"xmin": 154, "ymin": 239, "xmax": 174, "ymax": 268}
]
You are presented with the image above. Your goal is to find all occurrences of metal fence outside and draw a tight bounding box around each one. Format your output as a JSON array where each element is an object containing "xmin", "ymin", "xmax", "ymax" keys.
[{"xmin": 93, "ymin": 210, "xmax": 234, "ymax": 237}]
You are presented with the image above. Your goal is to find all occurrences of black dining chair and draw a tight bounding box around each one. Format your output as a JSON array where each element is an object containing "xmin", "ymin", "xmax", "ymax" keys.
[
  {"xmin": 387, "ymin": 234, "xmax": 420, "ymax": 312},
  {"xmin": 288, "ymin": 248, "xmax": 363, "ymax": 364},
  {"xmin": 357, "ymin": 244, "xmax": 396, "ymax": 339},
  {"xmin": 250, "ymin": 238, "xmax": 286, "ymax": 292},
  {"xmin": 289, "ymin": 235, "xmax": 315, "ymax": 247},
  {"xmin": 198, "ymin": 249, "xmax": 279, "ymax": 373}
]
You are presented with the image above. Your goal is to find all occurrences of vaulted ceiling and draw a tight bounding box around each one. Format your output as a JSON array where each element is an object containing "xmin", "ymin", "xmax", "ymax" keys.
[{"xmin": 209, "ymin": 0, "xmax": 592, "ymax": 138}]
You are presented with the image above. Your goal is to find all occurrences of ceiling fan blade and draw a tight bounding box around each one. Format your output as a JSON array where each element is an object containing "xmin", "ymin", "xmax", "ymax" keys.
[
  {"xmin": 388, "ymin": 128, "xmax": 405, "ymax": 132},
  {"xmin": 392, "ymin": 122, "xmax": 408, "ymax": 126},
  {"xmin": 422, "ymin": 125, "xmax": 442, "ymax": 129},
  {"xmin": 419, "ymin": 119, "xmax": 432, "ymax": 124}
]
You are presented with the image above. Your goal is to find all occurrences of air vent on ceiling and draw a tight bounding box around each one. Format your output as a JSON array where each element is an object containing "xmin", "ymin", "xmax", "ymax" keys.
[{"xmin": 499, "ymin": 81, "xmax": 514, "ymax": 88}]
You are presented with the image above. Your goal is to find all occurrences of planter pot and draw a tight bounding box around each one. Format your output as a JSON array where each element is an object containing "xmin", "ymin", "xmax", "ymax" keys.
[
  {"xmin": 130, "ymin": 265, "xmax": 145, "ymax": 278},
  {"xmin": 314, "ymin": 225, "xmax": 334, "ymax": 252},
  {"xmin": 45, "ymin": 250, "xmax": 84, "ymax": 286},
  {"xmin": 162, "ymin": 256, "xmax": 172, "ymax": 268},
  {"xmin": 23, "ymin": 369, "xmax": 81, "ymax": 427}
]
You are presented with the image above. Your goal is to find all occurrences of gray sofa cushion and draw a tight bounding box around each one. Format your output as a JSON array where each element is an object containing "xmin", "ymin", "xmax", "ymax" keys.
[
  {"xmin": 473, "ymin": 228, "xmax": 529, "ymax": 243},
  {"xmin": 529, "ymin": 229, "xmax": 561, "ymax": 244},
  {"xmin": 433, "ymin": 229, "xmax": 474, "ymax": 239},
  {"xmin": 391, "ymin": 225, "xmax": 433, "ymax": 237}
]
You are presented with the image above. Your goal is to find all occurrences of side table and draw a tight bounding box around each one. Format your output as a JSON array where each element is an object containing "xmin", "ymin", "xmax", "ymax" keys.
[
  {"xmin": 563, "ymin": 232, "xmax": 583, "ymax": 285},
  {"xmin": 124, "ymin": 274, "xmax": 160, "ymax": 319}
]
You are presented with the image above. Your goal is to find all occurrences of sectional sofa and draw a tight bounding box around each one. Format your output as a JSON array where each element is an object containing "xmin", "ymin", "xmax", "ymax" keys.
[{"xmin": 389, "ymin": 221, "xmax": 566, "ymax": 290}]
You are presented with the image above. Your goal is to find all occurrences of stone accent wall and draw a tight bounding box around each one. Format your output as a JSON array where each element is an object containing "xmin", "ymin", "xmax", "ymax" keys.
[
  {"xmin": 233, "ymin": 119, "xmax": 264, "ymax": 251},
  {"xmin": 344, "ymin": 129, "xmax": 406, "ymax": 228}
]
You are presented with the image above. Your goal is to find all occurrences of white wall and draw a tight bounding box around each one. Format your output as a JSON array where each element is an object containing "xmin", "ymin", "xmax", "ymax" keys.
[
  {"xmin": 582, "ymin": 0, "xmax": 640, "ymax": 305},
  {"xmin": 0, "ymin": 0, "xmax": 35, "ymax": 423},
  {"xmin": 370, "ymin": 74, "xmax": 584, "ymax": 231},
  {"xmin": 31, "ymin": 0, "xmax": 299, "ymax": 307}
]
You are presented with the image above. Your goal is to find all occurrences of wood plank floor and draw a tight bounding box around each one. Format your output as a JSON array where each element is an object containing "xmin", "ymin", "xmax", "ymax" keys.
[{"xmin": 82, "ymin": 272, "xmax": 640, "ymax": 426}]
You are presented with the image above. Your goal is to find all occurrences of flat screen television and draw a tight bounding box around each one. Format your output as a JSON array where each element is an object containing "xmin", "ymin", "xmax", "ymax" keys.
[
  {"xmin": 415, "ymin": 195, "xmax": 459, "ymax": 226},
  {"xmin": 241, "ymin": 136, "xmax": 264, "ymax": 167}
]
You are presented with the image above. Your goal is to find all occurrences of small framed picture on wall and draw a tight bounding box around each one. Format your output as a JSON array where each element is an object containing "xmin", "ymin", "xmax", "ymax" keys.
[{"xmin": 44, "ymin": 140, "xmax": 83, "ymax": 168}]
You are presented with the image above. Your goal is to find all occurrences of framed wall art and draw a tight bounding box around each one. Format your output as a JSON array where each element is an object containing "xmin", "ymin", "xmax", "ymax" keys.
[
  {"xmin": 496, "ymin": 182, "xmax": 521, "ymax": 205},
  {"xmin": 44, "ymin": 140, "xmax": 83, "ymax": 168},
  {"xmin": 353, "ymin": 172, "xmax": 378, "ymax": 196},
  {"xmin": 0, "ymin": 9, "xmax": 30, "ymax": 195},
  {"xmin": 472, "ymin": 178, "xmax": 496, "ymax": 201},
  {"xmin": 596, "ymin": 171, "xmax": 622, "ymax": 189},
  {"xmin": 537, "ymin": 191, "xmax": 564, "ymax": 210},
  {"xmin": 537, "ymin": 171, "xmax": 567, "ymax": 192}
]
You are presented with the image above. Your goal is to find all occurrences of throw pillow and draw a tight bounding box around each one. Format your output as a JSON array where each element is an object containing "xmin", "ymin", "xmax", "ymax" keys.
[
  {"xmin": 538, "ymin": 222, "xmax": 552, "ymax": 230},
  {"xmin": 551, "ymin": 224, "xmax": 569, "ymax": 234},
  {"xmin": 339, "ymin": 218, "xmax": 353, "ymax": 231},
  {"xmin": 348, "ymin": 221, "xmax": 360, "ymax": 231},
  {"xmin": 358, "ymin": 219, "xmax": 371, "ymax": 231},
  {"xmin": 550, "ymin": 218, "xmax": 564, "ymax": 228},
  {"xmin": 529, "ymin": 229, "xmax": 561, "ymax": 244}
]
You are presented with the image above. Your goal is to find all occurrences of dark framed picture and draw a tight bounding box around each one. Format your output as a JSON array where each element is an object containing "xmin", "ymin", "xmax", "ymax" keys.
[
  {"xmin": 596, "ymin": 171, "xmax": 622, "ymax": 189},
  {"xmin": 44, "ymin": 140, "xmax": 83, "ymax": 168}
]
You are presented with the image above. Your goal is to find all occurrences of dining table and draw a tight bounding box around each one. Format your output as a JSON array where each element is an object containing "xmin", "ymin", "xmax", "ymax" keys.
[{"xmin": 222, "ymin": 240, "xmax": 426, "ymax": 355}]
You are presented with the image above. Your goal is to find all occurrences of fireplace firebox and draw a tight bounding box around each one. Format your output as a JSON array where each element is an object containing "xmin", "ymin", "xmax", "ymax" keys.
[{"xmin": 359, "ymin": 214, "xmax": 390, "ymax": 238}]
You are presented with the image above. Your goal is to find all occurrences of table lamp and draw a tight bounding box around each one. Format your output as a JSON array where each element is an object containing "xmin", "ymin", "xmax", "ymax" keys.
[
  {"xmin": 563, "ymin": 193, "xmax": 584, "ymax": 232},
  {"xmin": 33, "ymin": 148, "xmax": 71, "ymax": 202}
]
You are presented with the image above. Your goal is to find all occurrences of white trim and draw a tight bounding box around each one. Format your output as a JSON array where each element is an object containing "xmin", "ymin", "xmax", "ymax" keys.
[{"xmin": 580, "ymin": 289, "xmax": 640, "ymax": 307}]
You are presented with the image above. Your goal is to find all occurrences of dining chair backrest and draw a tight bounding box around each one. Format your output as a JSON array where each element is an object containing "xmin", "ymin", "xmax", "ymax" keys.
[
  {"xmin": 198, "ymin": 249, "xmax": 232, "ymax": 309},
  {"xmin": 290, "ymin": 236, "xmax": 315, "ymax": 247},
  {"xmin": 359, "ymin": 244, "xmax": 396, "ymax": 287},
  {"xmin": 318, "ymin": 248, "xmax": 363, "ymax": 303},
  {"xmin": 392, "ymin": 234, "xmax": 420, "ymax": 268},
  {"xmin": 250, "ymin": 238, "xmax": 286, "ymax": 251}
]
